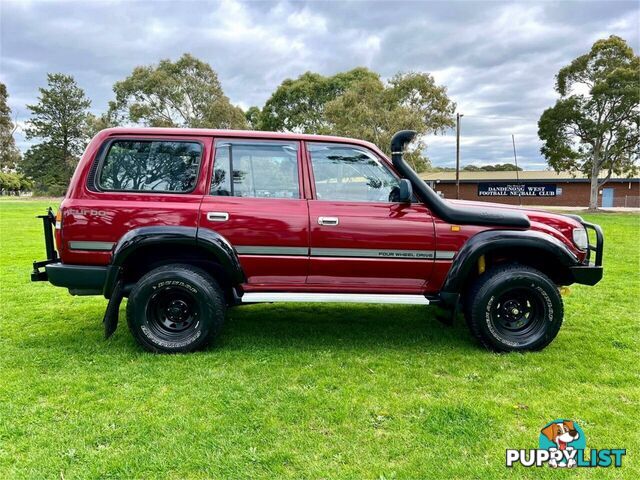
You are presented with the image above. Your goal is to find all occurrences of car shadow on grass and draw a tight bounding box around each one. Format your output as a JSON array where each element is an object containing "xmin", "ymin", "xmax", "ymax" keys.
[
  {"xmin": 13, "ymin": 302, "xmax": 477, "ymax": 355},
  {"xmin": 219, "ymin": 303, "xmax": 475, "ymax": 352}
]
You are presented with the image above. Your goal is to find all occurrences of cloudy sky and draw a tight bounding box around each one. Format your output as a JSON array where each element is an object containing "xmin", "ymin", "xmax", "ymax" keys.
[{"xmin": 1, "ymin": 0, "xmax": 638, "ymax": 169}]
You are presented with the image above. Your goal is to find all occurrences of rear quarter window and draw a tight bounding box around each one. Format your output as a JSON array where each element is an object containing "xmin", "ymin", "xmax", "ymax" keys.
[{"xmin": 97, "ymin": 140, "xmax": 203, "ymax": 193}]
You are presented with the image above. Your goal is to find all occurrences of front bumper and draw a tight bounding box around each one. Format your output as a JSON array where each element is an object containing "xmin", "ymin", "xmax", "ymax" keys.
[
  {"xmin": 569, "ymin": 265, "xmax": 603, "ymax": 286},
  {"xmin": 567, "ymin": 216, "xmax": 604, "ymax": 286}
]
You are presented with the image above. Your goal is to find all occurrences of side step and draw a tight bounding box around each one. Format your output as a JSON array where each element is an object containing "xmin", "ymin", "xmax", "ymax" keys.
[{"xmin": 240, "ymin": 292, "xmax": 430, "ymax": 305}]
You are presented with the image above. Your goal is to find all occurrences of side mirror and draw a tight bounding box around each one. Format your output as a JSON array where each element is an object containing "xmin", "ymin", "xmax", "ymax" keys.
[{"xmin": 398, "ymin": 179, "xmax": 413, "ymax": 203}]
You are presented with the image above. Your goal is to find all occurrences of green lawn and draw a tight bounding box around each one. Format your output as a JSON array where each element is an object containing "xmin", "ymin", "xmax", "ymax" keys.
[{"xmin": 1, "ymin": 199, "xmax": 638, "ymax": 479}]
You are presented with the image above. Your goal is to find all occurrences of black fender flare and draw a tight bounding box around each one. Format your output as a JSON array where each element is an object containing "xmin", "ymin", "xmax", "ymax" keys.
[
  {"xmin": 441, "ymin": 229, "xmax": 580, "ymax": 297},
  {"xmin": 103, "ymin": 226, "xmax": 244, "ymax": 297}
]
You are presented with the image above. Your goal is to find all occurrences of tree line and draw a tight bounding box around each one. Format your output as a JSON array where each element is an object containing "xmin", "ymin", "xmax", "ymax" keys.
[
  {"xmin": 1, "ymin": 36, "xmax": 637, "ymax": 209},
  {"xmin": 432, "ymin": 164, "xmax": 523, "ymax": 173},
  {"xmin": 1, "ymin": 54, "xmax": 456, "ymax": 195}
]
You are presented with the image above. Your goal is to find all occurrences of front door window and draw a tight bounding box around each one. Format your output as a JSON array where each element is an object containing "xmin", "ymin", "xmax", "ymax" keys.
[{"xmin": 308, "ymin": 143, "xmax": 401, "ymax": 203}]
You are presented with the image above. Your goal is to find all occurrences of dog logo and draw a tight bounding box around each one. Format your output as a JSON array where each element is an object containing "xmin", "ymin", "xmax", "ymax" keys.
[
  {"xmin": 539, "ymin": 420, "xmax": 584, "ymax": 468},
  {"xmin": 506, "ymin": 419, "xmax": 625, "ymax": 468}
]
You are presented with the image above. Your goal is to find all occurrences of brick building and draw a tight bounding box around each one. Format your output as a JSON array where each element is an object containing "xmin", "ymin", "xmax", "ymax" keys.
[{"xmin": 420, "ymin": 171, "xmax": 640, "ymax": 208}]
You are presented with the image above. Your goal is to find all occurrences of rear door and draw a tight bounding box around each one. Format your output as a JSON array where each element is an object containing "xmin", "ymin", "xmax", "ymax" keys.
[
  {"xmin": 305, "ymin": 142, "xmax": 437, "ymax": 292},
  {"xmin": 199, "ymin": 138, "xmax": 309, "ymax": 285}
]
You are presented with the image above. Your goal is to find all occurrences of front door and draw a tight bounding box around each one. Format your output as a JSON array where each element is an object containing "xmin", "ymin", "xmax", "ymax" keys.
[
  {"xmin": 305, "ymin": 142, "xmax": 436, "ymax": 293},
  {"xmin": 199, "ymin": 138, "xmax": 309, "ymax": 285}
]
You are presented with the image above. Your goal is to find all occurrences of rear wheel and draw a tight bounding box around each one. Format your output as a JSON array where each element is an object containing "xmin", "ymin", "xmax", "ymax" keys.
[
  {"xmin": 465, "ymin": 264, "xmax": 563, "ymax": 352},
  {"xmin": 126, "ymin": 264, "xmax": 225, "ymax": 353}
]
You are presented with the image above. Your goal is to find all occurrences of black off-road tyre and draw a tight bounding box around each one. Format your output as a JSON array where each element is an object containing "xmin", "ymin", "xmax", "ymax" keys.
[
  {"xmin": 464, "ymin": 263, "xmax": 563, "ymax": 352},
  {"xmin": 126, "ymin": 264, "xmax": 225, "ymax": 353}
]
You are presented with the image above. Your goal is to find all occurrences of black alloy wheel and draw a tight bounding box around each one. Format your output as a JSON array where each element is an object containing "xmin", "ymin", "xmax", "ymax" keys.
[
  {"xmin": 488, "ymin": 287, "xmax": 547, "ymax": 343},
  {"xmin": 465, "ymin": 263, "xmax": 564, "ymax": 352},
  {"xmin": 127, "ymin": 264, "xmax": 225, "ymax": 353}
]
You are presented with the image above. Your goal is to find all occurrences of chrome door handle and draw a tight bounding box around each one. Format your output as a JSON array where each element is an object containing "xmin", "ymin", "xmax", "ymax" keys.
[
  {"xmin": 207, "ymin": 211, "xmax": 229, "ymax": 222},
  {"xmin": 318, "ymin": 216, "xmax": 339, "ymax": 226}
]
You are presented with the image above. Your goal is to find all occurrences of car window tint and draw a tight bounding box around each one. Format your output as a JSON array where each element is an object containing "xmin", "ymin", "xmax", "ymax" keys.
[
  {"xmin": 211, "ymin": 142, "xmax": 300, "ymax": 199},
  {"xmin": 308, "ymin": 143, "xmax": 400, "ymax": 202},
  {"xmin": 99, "ymin": 140, "xmax": 202, "ymax": 192}
]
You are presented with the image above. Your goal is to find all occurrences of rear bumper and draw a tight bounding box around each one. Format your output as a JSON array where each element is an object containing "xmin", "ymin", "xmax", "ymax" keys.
[
  {"xmin": 45, "ymin": 262, "xmax": 108, "ymax": 291},
  {"xmin": 30, "ymin": 208, "xmax": 108, "ymax": 295},
  {"xmin": 33, "ymin": 261, "xmax": 108, "ymax": 295},
  {"xmin": 31, "ymin": 208, "xmax": 59, "ymax": 281}
]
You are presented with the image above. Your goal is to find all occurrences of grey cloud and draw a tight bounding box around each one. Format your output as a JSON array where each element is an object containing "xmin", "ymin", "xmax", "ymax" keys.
[{"xmin": 1, "ymin": 0, "xmax": 638, "ymax": 168}]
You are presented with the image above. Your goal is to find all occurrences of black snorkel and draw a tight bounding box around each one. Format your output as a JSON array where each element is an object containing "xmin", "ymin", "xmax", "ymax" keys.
[{"xmin": 390, "ymin": 130, "xmax": 530, "ymax": 228}]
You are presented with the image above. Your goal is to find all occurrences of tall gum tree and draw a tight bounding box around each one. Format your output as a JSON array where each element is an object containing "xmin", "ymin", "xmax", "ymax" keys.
[
  {"xmin": 325, "ymin": 71, "xmax": 456, "ymax": 172},
  {"xmin": 258, "ymin": 68, "xmax": 380, "ymax": 133},
  {"xmin": 110, "ymin": 54, "xmax": 246, "ymax": 129},
  {"xmin": 258, "ymin": 68, "xmax": 455, "ymax": 172},
  {"xmin": 538, "ymin": 36, "xmax": 639, "ymax": 210}
]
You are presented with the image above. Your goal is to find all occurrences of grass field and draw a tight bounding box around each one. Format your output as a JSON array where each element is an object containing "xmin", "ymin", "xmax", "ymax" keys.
[{"xmin": 1, "ymin": 198, "xmax": 638, "ymax": 479}]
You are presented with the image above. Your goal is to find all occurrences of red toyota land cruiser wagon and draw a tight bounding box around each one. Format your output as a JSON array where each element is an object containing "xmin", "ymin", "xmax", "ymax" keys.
[{"xmin": 31, "ymin": 128, "xmax": 603, "ymax": 353}]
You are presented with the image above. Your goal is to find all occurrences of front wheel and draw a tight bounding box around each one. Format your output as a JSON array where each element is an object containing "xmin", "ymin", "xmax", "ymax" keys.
[
  {"xmin": 126, "ymin": 264, "xmax": 225, "ymax": 353},
  {"xmin": 465, "ymin": 264, "xmax": 563, "ymax": 352}
]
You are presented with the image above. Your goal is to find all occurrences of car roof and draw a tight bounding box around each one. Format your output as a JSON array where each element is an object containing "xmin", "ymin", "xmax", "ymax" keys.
[{"xmin": 98, "ymin": 127, "xmax": 385, "ymax": 155}]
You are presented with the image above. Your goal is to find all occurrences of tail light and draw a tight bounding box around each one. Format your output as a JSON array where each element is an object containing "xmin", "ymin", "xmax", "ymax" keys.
[
  {"xmin": 55, "ymin": 209, "xmax": 63, "ymax": 229},
  {"xmin": 55, "ymin": 207, "xmax": 63, "ymax": 251}
]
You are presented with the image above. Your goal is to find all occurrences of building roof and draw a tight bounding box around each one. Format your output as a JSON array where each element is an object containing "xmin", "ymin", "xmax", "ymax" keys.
[{"xmin": 419, "ymin": 170, "xmax": 639, "ymax": 183}]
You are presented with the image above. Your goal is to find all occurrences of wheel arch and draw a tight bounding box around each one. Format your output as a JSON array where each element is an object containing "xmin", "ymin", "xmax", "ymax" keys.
[
  {"xmin": 442, "ymin": 229, "xmax": 580, "ymax": 301},
  {"xmin": 103, "ymin": 226, "xmax": 245, "ymax": 298}
]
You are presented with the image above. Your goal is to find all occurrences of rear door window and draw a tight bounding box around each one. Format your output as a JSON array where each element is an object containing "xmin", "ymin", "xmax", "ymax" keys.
[
  {"xmin": 210, "ymin": 141, "xmax": 300, "ymax": 199},
  {"xmin": 98, "ymin": 140, "xmax": 203, "ymax": 193}
]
